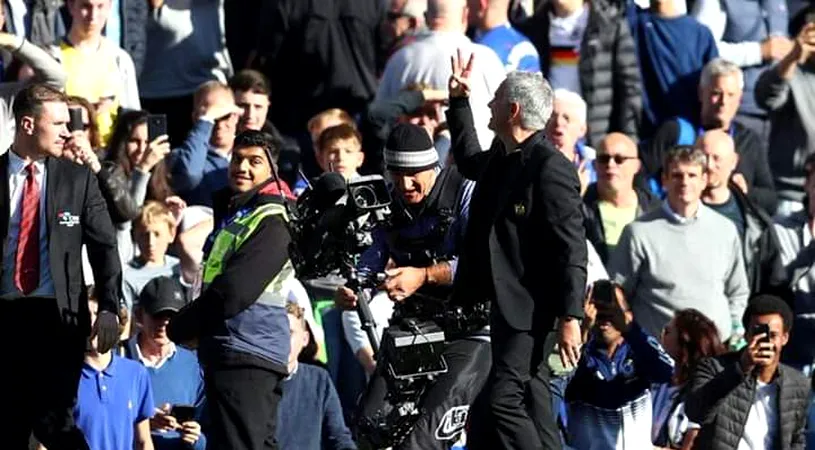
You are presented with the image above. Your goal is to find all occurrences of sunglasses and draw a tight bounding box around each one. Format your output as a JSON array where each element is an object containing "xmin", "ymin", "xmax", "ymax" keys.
[
  {"xmin": 387, "ymin": 11, "xmax": 409, "ymax": 21},
  {"xmin": 596, "ymin": 154, "xmax": 637, "ymax": 165}
]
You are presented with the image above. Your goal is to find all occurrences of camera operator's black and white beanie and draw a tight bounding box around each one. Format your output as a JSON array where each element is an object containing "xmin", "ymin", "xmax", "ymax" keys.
[{"xmin": 384, "ymin": 123, "xmax": 439, "ymax": 172}]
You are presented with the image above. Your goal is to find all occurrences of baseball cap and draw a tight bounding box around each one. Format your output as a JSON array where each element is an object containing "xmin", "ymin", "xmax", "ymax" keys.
[{"xmin": 138, "ymin": 276, "xmax": 187, "ymax": 315}]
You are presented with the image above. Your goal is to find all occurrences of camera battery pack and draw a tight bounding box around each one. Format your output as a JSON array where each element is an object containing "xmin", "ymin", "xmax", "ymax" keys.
[{"xmin": 382, "ymin": 320, "xmax": 447, "ymax": 380}]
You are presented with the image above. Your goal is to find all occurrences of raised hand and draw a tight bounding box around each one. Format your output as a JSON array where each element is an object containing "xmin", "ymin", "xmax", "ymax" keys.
[{"xmin": 448, "ymin": 49, "xmax": 474, "ymax": 99}]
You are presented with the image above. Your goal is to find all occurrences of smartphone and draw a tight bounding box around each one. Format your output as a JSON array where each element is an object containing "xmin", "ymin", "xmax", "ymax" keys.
[
  {"xmin": 68, "ymin": 107, "xmax": 84, "ymax": 133},
  {"xmin": 591, "ymin": 280, "xmax": 615, "ymax": 306},
  {"xmin": 147, "ymin": 114, "xmax": 168, "ymax": 142},
  {"xmin": 752, "ymin": 323, "xmax": 771, "ymax": 343},
  {"xmin": 171, "ymin": 405, "xmax": 195, "ymax": 423}
]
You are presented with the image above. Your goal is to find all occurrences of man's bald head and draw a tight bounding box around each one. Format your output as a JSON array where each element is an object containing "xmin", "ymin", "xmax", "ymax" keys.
[
  {"xmin": 597, "ymin": 132, "xmax": 637, "ymax": 157},
  {"xmin": 427, "ymin": 0, "xmax": 468, "ymax": 32},
  {"xmin": 697, "ymin": 129, "xmax": 738, "ymax": 189},
  {"xmin": 595, "ymin": 132, "xmax": 640, "ymax": 196}
]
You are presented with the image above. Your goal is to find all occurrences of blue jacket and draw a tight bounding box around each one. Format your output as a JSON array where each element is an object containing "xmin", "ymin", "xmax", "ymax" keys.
[{"xmin": 168, "ymin": 119, "xmax": 229, "ymax": 208}]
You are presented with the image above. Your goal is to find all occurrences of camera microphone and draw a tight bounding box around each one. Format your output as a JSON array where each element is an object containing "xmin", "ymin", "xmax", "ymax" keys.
[{"xmin": 310, "ymin": 172, "xmax": 347, "ymax": 212}]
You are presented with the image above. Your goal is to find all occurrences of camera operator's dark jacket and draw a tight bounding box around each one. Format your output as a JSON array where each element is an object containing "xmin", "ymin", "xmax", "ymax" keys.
[
  {"xmin": 582, "ymin": 183, "xmax": 659, "ymax": 265},
  {"xmin": 169, "ymin": 178, "xmax": 296, "ymax": 375},
  {"xmin": 724, "ymin": 183, "xmax": 786, "ymax": 296},
  {"xmin": 357, "ymin": 166, "xmax": 472, "ymax": 304},
  {"xmin": 685, "ymin": 351, "xmax": 809, "ymax": 450},
  {"xmin": 446, "ymin": 97, "xmax": 588, "ymax": 331}
]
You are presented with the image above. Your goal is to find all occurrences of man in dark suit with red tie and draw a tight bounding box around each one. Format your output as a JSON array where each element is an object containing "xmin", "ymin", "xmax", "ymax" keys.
[{"xmin": 0, "ymin": 84, "xmax": 122, "ymax": 449}]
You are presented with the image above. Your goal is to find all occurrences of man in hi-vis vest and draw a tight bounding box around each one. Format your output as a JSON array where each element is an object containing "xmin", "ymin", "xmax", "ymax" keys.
[{"xmin": 169, "ymin": 130, "xmax": 297, "ymax": 450}]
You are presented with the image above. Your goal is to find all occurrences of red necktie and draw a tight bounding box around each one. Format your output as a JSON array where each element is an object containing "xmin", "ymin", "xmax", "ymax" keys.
[{"xmin": 14, "ymin": 163, "xmax": 40, "ymax": 295}]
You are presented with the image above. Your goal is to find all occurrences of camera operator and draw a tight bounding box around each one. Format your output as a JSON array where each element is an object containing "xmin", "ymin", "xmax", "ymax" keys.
[{"xmin": 334, "ymin": 123, "xmax": 490, "ymax": 449}]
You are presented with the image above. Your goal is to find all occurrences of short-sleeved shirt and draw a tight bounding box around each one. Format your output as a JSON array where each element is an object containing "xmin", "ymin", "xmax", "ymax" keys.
[
  {"xmin": 474, "ymin": 23, "xmax": 540, "ymax": 73},
  {"xmin": 598, "ymin": 200, "xmax": 638, "ymax": 248},
  {"xmin": 75, "ymin": 355, "xmax": 155, "ymax": 450}
]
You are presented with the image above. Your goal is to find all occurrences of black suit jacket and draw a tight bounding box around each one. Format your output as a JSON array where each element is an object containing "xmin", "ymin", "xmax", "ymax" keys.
[
  {"xmin": 447, "ymin": 97, "xmax": 588, "ymax": 332},
  {"xmin": 0, "ymin": 153, "xmax": 121, "ymax": 333}
]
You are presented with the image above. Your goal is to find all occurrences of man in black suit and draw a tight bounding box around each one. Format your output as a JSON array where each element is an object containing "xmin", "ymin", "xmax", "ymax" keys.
[
  {"xmin": 446, "ymin": 52, "xmax": 587, "ymax": 450},
  {"xmin": 0, "ymin": 83, "xmax": 121, "ymax": 449}
]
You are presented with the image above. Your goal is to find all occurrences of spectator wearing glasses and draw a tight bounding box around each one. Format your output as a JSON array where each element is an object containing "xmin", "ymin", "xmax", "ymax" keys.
[
  {"xmin": 609, "ymin": 145, "xmax": 750, "ymax": 344},
  {"xmin": 698, "ymin": 130, "xmax": 785, "ymax": 296},
  {"xmin": 685, "ymin": 295, "xmax": 809, "ymax": 450},
  {"xmin": 582, "ymin": 132, "xmax": 659, "ymax": 264}
]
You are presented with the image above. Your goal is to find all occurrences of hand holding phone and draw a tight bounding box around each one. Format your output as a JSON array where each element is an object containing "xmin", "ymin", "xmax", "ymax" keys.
[
  {"xmin": 147, "ymin": 114, "xmax": 168, "ymax": 142},
  {"xmin": 171, "ymin": 405, "xmax": 196, "ymax": 424},
  {"xmin": 68, "ymin": 107, "xmax": 84, "ymax": 133}
]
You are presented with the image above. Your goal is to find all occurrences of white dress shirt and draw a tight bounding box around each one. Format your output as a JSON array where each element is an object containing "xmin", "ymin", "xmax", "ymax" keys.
[{"xmin": 1, "ymin": 151, "xmax": 54, "ymax": 297}]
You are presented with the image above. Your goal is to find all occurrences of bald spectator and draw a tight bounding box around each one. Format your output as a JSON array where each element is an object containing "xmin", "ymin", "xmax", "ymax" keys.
[
  {"xmin": 383, "ymin": 0, "xmax": 429, "ymax": 62},
  {"xmin": 167, "ymin": 81, "xmax": 243, "ymax": 207},
  {"xmin": 468, "ymin": 0, "xmax": 540, "ymax": 73},
  {"xmin": 644, "ymin": 58, "xmax": 777, "ymax": 214},
  {"xmin": 698, "ymin": 130, "xmax": 784, "ymax": 296},
  {"xmin": 516, "ymin": 0, "xmax": 641, "ymax": 146},
  {"xmin": 545, "ymin": 89, "xmax": 596, "ymax": 194},
  {"xmin": 609, "ymin": 146, "xmax": 750, "ymax": 343},
  {"xmin": 376, "ymin": 0, "xmax": 506, "ymax": 150},
  {"xmin": 583, "ymin": 133, "xmax": 659, "ymax": 264}
]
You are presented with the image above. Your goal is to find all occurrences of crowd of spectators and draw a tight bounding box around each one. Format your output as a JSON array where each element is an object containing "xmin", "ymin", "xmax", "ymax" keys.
[{"xmin": 3, "ymin": 0, "xmax": 815, "ymax": 448}]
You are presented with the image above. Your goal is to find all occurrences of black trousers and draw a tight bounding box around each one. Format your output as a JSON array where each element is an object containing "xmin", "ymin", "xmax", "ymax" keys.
[
  {"xmin": 0, "ymin": 297, "xmax": 90, "ymax": 450},
  {"xmin": 355, "ymin": 337, "xmax": 491, "ymax": 450},
  {"xmin": 467, "ymin": 314, "xmax": 560, "ymax": 450},
  {"xmin": 204, "ymin": 364, "xmax": 285, "ymax": 450}
]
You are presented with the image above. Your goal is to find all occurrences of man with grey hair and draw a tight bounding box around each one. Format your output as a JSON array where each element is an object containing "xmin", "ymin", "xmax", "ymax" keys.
[
  {"xmin": 643, "ymin": 57, "xmax": 777, "ymax": 214},
  {"xmin": 383, "ymin": 0, "xmax": 429, "ymax": 59},
  {"xmin": 446, "ymin": 53, "xmax": 587, "ymax": 450},
  {"xmin": 546, "ymin": 89, "xmax": 596, "ymax": 195},
  {"xmin": 376, "ymin": 0, "xmax": 506, "ymax": 150}
]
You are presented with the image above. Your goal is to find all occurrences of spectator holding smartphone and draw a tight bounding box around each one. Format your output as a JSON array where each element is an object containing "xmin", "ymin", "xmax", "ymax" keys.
[
  {"xmin": 652, "ymin": 309, "xmax": 726, "ymax": 449},
  {"xmin": 124, "ymin": 276, "xmax": 206, "ymax": 450},
  {"xmin": 685, "ymin": 295, "xmax": 809, "ymax": 449},
  {"xmin": 565, "ymin": 280, "xmax": 674, "ymax": 449}
]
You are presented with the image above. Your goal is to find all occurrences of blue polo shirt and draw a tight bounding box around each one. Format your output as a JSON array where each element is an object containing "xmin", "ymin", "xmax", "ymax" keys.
[{"xmin": 75, "ymin": 355, "xmax": 155, "ymax": 450}]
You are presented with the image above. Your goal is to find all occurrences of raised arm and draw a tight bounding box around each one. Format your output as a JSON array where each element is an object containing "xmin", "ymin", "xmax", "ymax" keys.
[{"xmin": 446, "ymin": 50, "xmax": 496, "ymax": 181}]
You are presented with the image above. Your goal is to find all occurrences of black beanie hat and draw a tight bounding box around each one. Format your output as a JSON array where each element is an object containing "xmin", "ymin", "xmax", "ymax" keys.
[{"xmin": 384, "ymin": 123, "xmax": 438, "ymax": 172}]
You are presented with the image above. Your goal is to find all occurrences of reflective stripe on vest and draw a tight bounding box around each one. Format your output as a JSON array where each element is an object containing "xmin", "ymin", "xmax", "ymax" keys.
[{"xmin": 201, "ymin": 203, "xmax": 292, "ymax": 308}]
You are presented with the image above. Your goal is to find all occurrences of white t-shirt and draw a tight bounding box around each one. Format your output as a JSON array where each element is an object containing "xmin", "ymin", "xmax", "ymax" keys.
[
  {"xmin": 547, "ymin": 6, "xmax": 589, "ymax": 95},
  {"xmin": 737, "ymin": 380, "xmax": 779, "ymax": 450}
]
